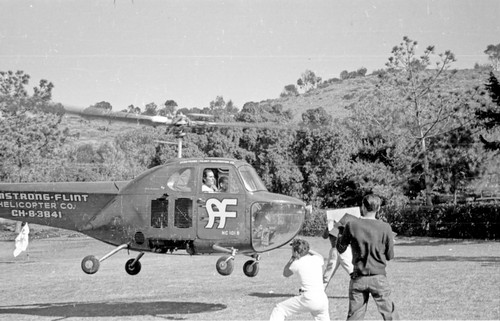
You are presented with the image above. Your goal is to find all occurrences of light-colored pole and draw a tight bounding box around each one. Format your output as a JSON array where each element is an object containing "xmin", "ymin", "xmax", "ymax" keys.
[{"xmin": 178, "ymin": 137, "xmax": 182, "ymax": 158}]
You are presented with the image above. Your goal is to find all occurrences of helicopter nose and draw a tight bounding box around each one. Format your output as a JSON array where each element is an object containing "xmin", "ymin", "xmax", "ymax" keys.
[{"xmin": 250, "ymin": 201, "xmax": 305, "ymax": 253}]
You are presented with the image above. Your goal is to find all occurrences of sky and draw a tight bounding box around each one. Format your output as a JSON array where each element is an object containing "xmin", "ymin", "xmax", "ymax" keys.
[{"xmin": 1, "ymin": 0, "xmax": 499, "ymax": 111}]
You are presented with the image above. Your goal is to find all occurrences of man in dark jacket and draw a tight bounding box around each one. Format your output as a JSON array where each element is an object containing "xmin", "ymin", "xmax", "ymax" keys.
[{"xmin": 337, "ymin": 194, "xmax": 399, "ymax": 320}]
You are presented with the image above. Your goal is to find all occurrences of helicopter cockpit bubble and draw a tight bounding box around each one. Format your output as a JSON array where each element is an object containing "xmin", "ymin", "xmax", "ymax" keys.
[
  {"xmin": 238, "ymin": 165, "xmax": 267, "ymax": 192},
  {"xmin": 251, "ymin": 202, "xmax": 304, "ymax": 252}
]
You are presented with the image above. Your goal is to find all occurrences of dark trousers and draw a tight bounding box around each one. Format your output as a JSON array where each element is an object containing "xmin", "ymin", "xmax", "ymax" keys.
[{"xmin": 347, "ymin": 274, "xmax": 399, "ymax": 320}]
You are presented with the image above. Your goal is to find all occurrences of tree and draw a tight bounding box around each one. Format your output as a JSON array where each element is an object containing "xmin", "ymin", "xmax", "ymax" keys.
[
  {"xmin": 0, "ymin": 70, "xmax": 68, "ymax": 182},
  {"xmin": 224, "ymin": 100, "xmax": 238, "ymax": 114},
  {"xmin": 235, "ymin": 102, "xmax": 293, "ymax": 124},
  {"xmin": 428, "ymin": 128, "xmax": 488, "ymax": 203},
  {"xmin": 142, "ymin": 102, "xmax": 158, "ymax": 116},
  {"xmin": 356, "ymin": 67, "xmax": 368, "ymax": 77},
  {"xmin": 113, "ymin": 127, "xmax": 162, "ymax": 171},
  {"xmin": 348, "ymin": 36, "xmax": 474, "ymax": 205},
  {"xmin": 236, "ymin": 102, "xmax": 260, "ymax": 123},
  {"xmin": 340, "ymin": 68, "xmax": 367, "ymax": 80},
  {"xmin": 210, "ymin": 99, "xmax": 239, "ymax": 122},
  {"xmin": 127, "ymin": 104, "xmax": 139, "ymax": 114},
  {"xmin": 0, "ymin": 70, "xmax": 30, "ymax": 98},
  {"xmin": 209, "ymin": 96, "xmax": 226, "ymax": 112},
  {"xmin": 208, "ymin": 96, "xmax": 240, "ymax": 122},
  {"xmin": 251, "ymin": 130, "xmax": 303, "ymax": 197},
  {"xmin": 297, "ymin": 70, "xmax": 321, "ymax": 92},
  {"xmin": 301, "ymin": 107, "xmax": 333, "ymax": 127},
  {"xmin": 476, "ymin": 72, "xmax": 500, "ymax": 150},
  {"xmin": 160, "ymin": 100, "xmax": 178, "ymax": 116},
  {"xmin": 91, "ymin": 101, "xmax": 112, "ymax": 111},
  {"xmin": 33, "ymin": 79, "xmax": 54, "ymax": 101},
  {"xmin": 280, "ymin": 84, "xmax": 299, "ymax": 97},
  {"xmin": 484, "ymin": 43, "xmax": 500, "ymax": 71},
  {"xmin": 291, "ymin": 126, "xmax": 358, "ymax": 206}
]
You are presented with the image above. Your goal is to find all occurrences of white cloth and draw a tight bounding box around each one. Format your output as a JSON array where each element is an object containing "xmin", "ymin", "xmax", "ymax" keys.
[
  {"xmin": 270, "ymin": 293, "xmax": 330, "ymax": 321},
  {"xmin": 323, "ymin": 245, "xmax": 354, "ymax": 287},
  {"xmin": 290, "ymin": 254, "xmax": 325, "ymax": 293},
  {"xmin": 270, "ymin": 254, "xmax": 330, "ymax": 321},
  {"xmin": 13, "ymin": 223, "xmax": 30, "ymax": 257},
  {"xmin": 202, "ymin": 184, "xmax": 217, "ymax": 192}
]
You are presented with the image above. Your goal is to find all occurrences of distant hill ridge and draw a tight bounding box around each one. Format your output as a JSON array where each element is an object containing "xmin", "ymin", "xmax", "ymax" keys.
[
  {"xmin": 249, "ymin": 68, "xmax": 490, "ymax": 122},
  {"xmin": 63, "ymin": 68, "xmax": 491, "ymax": 141}
]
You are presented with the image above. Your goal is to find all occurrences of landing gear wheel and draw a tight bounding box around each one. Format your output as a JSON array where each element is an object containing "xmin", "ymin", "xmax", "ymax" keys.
[
  {"xmin": 216, "ymin": 256, "xmax": 234, "ymax": 276},
  {"xmin": 81, "ymin": 255, "xmax": 100, "ymax": 274},
  {"xmin": 243, "ymin": 260, "xmax": 259, "ymax": 277},
  {"xmin": 125, "ymin": 258, "xmax": 142, "ymax": 275}
]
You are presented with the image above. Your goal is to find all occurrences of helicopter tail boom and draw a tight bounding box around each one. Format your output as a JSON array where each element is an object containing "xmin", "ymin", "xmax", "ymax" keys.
[{"xmin": 0, "ymin": 181, "xmax": 127, "ymax": 232}]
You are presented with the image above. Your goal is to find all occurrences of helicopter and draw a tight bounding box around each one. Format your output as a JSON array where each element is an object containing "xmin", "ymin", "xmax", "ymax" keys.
[{"xmin": 0, "ymin": 105, "xmax": 307, "ymax": 278}]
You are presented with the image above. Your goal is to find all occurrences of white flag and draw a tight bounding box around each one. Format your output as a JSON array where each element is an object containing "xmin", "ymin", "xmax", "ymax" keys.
[{"xmin": 13, "ymin": 223, "xmax": 30, "ymax": 257}]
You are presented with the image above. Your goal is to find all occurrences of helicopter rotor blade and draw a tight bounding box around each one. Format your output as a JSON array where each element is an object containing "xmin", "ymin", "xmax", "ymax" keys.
[
  {"xmin": 62, "ymin": 104, "xmax": 304, "ymax": 132},
  {"xmin": 63, "ymin": 105, "xmax": 175, "ymax": 126},
  {"xmin": 186, "ymin": 120, "xmax": 296, "ymax": 131}
]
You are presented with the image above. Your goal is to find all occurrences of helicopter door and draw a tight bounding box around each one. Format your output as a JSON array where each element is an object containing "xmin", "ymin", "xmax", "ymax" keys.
[
  {"xmin": 151, "ymin": 167, "xmax": 196, "ymax": 239},
  {"xmin": 197, "ymin": 167, "xmax": 247, "ymax": 240}
]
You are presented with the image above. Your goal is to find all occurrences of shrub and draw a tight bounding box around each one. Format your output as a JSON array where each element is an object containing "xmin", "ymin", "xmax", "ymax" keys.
[
  {"xmin": 342, "ymin": 93, "xmax": 355, "ymax": 100},
  {"xmin": 371, "ymin": 69, "xmax": 387, "ymax": 77},
  {"xmin": 380, "ymin": 203, "xmax": 500, "ymax": 239},
  {"xmin": 300, "ymin": 208, "xmax": 326, "ymax": 236},
  {"xmin": 474, "ymin": 63, "xmax": 493, "ymax": 71},
  {"xmin": 303, "ymin": 203, "xmax": 500, "ymax": 239}
]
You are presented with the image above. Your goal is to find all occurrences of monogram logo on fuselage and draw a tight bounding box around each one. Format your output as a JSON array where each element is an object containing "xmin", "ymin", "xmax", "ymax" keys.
[{"xmin": 205, "ymin": 199, "xmax": 237, "ymax": 229}]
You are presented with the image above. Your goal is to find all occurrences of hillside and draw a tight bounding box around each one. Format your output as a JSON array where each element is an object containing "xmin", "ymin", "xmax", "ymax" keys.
[
  {"xmin": 267, "ymin": 76, "xmax": 377, "ymax": 121},
  {"xmin": 58, "ymin": 68, "xmax": 499, "ymax": 200},
  {"xmin": 257, "ymin": 68, "xmax": 492, "ymax": 122},
  {"xmin": 61, "ymin": 68, "xmax": 494, "ymax": 144},
  {"xmin": 63, "ymin": 114, "xmax": 149, "ymax": 145}
]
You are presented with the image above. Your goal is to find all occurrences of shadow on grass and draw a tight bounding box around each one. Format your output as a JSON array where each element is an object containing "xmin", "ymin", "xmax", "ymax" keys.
[
  {"xmin": 0, "ymin": 301, "xmax": 226, "ymax": 319},
  {"xmin": 0, "ymin": 261, "xmax": 36, "ymax": 264},
  {"xmin": 249, "ymin": 292, "xmax": 348, "ymax": 299},
  {"xmin": 395, "ymin": 256, "xmax": 500, "ymax": 265},
  {"xmin": 395, "ymin": 237, "xmax": 492, "ymax": 247},
  {"xmin": 248, "ymin": 292, "xmax": 295, "ymax": 298}
]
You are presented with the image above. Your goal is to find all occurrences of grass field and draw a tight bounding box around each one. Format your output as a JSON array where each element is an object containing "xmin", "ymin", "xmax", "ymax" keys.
[{"xmin": 0, "ymin": 233, "xmax": 499, "ymax": 321}]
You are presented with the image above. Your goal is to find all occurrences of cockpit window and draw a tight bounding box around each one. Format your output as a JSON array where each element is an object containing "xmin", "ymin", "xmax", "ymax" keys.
[
  {"xmin": 201, "ymin": 167, "xmax": 240, "ymax": 193},
  {"xmin": 167, "ymin": 167, "xmax": 193, "ymax": 192},
  {"xmin": 238, "ymin": 165, "xmax": 267, "ymax": 192}
]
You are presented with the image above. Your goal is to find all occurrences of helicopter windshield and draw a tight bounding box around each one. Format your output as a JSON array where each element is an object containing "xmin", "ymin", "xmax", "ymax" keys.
[
  {"xmin": 238, "ymin": 165, "xmax": 267, "ymax": 192},
  {"xmin": 251, "ymin": 202, "xmax": 304, "ymax": 252}
]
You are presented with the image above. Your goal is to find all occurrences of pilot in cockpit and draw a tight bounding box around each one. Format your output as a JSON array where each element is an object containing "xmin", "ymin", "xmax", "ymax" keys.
[{"xmin": 202, "ymin": 169, "xmax": 218, "ymax": 193}]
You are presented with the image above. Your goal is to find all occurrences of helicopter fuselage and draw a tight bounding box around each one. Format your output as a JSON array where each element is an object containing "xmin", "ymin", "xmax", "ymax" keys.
[{"xmin": 0, "ymin": 158, "xmax": 305, "ymax": 257}]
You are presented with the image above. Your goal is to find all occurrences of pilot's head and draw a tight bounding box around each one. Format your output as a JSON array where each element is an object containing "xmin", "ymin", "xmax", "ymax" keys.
[{"xmin": 203, "ymin": 169, "xmax": 216, "ymax": 187}]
